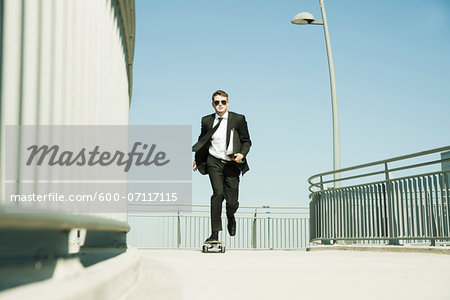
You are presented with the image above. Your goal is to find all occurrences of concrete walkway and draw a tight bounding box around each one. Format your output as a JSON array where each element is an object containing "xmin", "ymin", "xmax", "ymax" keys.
[{"xmin": 122, "ymin": 249, "xmax": 450, "ymax": 300}]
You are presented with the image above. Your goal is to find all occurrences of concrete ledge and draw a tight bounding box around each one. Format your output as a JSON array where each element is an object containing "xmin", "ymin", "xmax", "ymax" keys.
[
  {"xmin": 0, "ymin": 213, "xmax": 130, "ymax": 232},
  {"xmin": 0, "ymin": 249, "xmax": 142, "ymax": 300},
  {"xmin": 306, "ymin": 244, "xmax": 450, "ymax": 255}
]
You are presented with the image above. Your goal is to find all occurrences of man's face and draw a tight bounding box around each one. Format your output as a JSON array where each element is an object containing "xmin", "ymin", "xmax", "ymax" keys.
[{"xmin": 212, "ymin": 95, "xmax": 229, "ymax": 114}]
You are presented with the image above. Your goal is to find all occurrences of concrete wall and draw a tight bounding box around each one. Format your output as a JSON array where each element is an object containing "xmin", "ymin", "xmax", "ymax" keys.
[{"xmin": 0, "ymin": 0, "xmax": 135, "ymax": 223}]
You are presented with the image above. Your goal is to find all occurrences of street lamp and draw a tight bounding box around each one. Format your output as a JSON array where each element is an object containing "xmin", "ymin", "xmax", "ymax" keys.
[{"xmin": 292, "ymin": 0, "xmax": 341, "ymax": 187}]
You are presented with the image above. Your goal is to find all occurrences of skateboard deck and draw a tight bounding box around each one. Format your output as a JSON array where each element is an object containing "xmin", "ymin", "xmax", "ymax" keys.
[{"xmin": 202, "ymin": 241, "xmax": 225, "ymax": 253}]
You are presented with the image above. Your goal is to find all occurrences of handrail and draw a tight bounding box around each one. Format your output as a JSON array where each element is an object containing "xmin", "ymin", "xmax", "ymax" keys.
[
  {"xmin": 311, "ymin": 145, "xmax": 450, "ymax": 178},
  {"xmin": 129, "ymin": 203, "xmax": 308, "ymax": 209},
  {"xmin": 310, "ymin": 169, "xmax": 450, "ymax": 195},
  {"xmin": 128, "ymin": 215, "xmax": 307, "ymax": 220},
  {"xmin": 308, "ymin": 145, "xmax": 450, "ymax": 193},
  {"xmin": 316, "ymin": 159, "xmax": 450, "ymax": 186},
  {"xmin": 127, "ymin": 204, "xmax": 309, "ymax": 216}
]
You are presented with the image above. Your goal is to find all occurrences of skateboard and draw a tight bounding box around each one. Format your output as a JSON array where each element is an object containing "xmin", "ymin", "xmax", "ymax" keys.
[{"xmin": 202, "ymin": 241, "xmax": 225, "ymax": 253}]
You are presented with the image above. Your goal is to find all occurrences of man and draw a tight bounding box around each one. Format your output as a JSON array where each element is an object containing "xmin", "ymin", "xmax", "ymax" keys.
[{"xmin": 192, "ymin": 90, "xmax": 252, "ymax": 242}]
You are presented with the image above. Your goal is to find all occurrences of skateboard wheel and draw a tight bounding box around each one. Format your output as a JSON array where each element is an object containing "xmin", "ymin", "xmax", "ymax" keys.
[
  {"xmin": 220, "ymin": 246, "xmax": 225, "ymax": 253},
  {"xmin": 202, "ymin": 245, "xmax": 208, "ymax": 253}
]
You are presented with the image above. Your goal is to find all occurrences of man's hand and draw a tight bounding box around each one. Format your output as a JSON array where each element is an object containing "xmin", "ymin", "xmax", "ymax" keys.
[
  {"xmin": 193, "ymin": 160, "xmax": 197, "ymax": 171},
  {"xmin": 232, "ymin": 153, "xmax": 244, "ymax": 163}
]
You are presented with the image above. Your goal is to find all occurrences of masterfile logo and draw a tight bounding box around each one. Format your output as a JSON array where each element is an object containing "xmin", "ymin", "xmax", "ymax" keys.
[
  {"xmin": 26, "ymin": 142, "xmax": 170, "ymax": 172},
  {"xmin": 5, "ymin": 125, "xmax": 191, "ymax": 181}
]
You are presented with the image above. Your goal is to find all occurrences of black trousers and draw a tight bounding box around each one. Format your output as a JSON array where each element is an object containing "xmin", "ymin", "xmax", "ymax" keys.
[{"xmin": 206, "ymin": 154, "xmax": 240, "ymax": 232}]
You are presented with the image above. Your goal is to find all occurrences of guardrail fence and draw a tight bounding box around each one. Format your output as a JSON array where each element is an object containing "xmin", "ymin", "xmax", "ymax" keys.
[
  {"xmin": 128, "ymin": 205, "xmax": 309, "ymax": 249},
  {"xmin": 309, "ymin": 146, "xmax": 450, "ymax": 246}
]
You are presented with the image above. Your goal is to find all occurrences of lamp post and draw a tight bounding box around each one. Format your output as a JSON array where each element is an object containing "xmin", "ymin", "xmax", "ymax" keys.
[{"xmin": 291, "ymin": 0, "xmax": 341, "ymax": 187}]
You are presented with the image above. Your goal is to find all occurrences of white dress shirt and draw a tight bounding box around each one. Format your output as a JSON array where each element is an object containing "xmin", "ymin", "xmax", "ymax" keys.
[{"xmin": 209, "ymin": 111, "xmax": 231, "ymax": 161}]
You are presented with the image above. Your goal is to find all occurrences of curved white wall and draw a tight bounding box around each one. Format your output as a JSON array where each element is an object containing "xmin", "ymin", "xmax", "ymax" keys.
[{"xmin": 0, "ymin": 0, "xmax": 135, "ymax": 222}]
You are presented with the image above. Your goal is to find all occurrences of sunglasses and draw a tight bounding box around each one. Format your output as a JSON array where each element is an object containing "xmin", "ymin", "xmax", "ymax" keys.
[{"xmin": 214, "ymin": 100, "xmax": 227, "ymax": 106}]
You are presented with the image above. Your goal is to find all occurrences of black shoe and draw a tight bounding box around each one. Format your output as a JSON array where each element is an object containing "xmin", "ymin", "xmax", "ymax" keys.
[
  {"xmin": 205, "ymin": 231, "xmax": 219, "ymax": 243},
  {"xmin": 227, "ymin": 216, "xmax": 236, "ymax": 236}
]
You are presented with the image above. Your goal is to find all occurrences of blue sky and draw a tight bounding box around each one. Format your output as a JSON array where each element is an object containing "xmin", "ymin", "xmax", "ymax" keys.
[{"xmin": 130, "ymin": 0, "xmax": 450, "ymax": 206}]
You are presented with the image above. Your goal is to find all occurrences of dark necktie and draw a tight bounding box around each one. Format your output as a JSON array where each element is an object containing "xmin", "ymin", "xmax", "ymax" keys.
[{"xmin": 192, "ymin": 117, "xmax": 223, "ymax": 152}]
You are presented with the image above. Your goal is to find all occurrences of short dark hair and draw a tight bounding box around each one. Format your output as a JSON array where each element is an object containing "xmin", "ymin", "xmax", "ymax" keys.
[{"xmin": 212, "ymin": 90, "xmax": 228, "ymax": 101}]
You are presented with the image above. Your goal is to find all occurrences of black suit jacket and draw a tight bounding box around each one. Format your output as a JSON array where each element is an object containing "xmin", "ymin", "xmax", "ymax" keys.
[{"xmin": 193, "ymin": 111, "xmax": 252, "ymax": 175}]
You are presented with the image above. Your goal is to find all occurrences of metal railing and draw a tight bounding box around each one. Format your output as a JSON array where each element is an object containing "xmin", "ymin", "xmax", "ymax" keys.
[
  {"xmin": 308, "ymin": 146, "xmax": 450, "ymax": 245},
  {"xmin": 127, "ymin": 205, "xmax": 309, "ymax": 249}
]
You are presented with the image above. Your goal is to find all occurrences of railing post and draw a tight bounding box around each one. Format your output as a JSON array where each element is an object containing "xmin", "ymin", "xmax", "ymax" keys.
[
  {"xmin": 317, "ymin": 179, "xmax": 330, "ymax": 245},
  {"xmin": 252, "ymin": 208, "xmax": 257, "ymax": 248},
  {"xmin": 385, "ymin": 163, "xmax": 400, "ymax": 245},
  {"xmin": 320, "ymin": 192, "xmax": 331, "ymax": 245},
  {"xmin": 268, "ymin": 216, "xmax": 272, "ymax": 249},
  {"xmin": 177, "ymin": 208, "xmax": 181, "ymax": 248}
]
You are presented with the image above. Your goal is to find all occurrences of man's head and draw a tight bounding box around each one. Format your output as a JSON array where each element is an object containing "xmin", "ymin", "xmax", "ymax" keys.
[{"xmin": 212, "ymin": 90, "xmax": 229, "ymax": 116}]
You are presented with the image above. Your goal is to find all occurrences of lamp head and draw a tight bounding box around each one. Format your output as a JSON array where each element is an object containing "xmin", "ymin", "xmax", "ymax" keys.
[{"xmin": 291, "ymin": 12, "xmax": 316, "ymax": 24}]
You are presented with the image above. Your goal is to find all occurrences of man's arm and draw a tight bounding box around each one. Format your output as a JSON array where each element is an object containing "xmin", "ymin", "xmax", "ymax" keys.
[
  {"xmin": 197, "ymin": 117, "xmax": 208, "ymax": 141},
  {"xmin": 238, "ymin": 115, "xmax": 251, "ymax": 157},
  {"xmin": 193, "ymin": 117, "xmax": 207, "ymax": 171}
]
